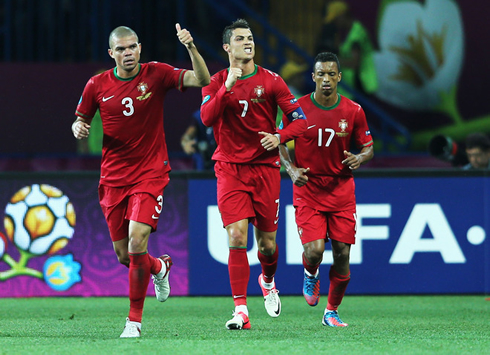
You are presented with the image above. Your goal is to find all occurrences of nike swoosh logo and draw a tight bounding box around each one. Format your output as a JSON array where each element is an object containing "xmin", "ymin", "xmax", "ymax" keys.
[
  {"xmin": 152, "ymin": 214, "xmax": 159, "ymax": 220},
  {"xmin": 307, "ymin": 125, "xmax": 316, "ymax": 129},
  {"xmin": 233, "ymin": 295, "xmax": 245, "ymax": 299},
  {"xmin": 274, "ymin": 303, "xmax": 281, "ymax": 315},
  {"xmin": 102, "ymin": 95, "xmax": 115, "ymax": 102},
  {"xmin": 263, "ymin": 296, "xmax": 281, "ymax": 315}
]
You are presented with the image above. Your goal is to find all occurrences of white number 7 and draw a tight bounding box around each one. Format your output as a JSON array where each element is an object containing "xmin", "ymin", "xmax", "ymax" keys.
[{"xmin": 239, "ymin": 100, "xmax": 248, "ymax": 117}]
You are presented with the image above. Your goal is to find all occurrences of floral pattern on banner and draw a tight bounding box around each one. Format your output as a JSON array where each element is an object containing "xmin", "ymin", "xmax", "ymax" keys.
[{"xmin": 372, "ymin": 0, "xmax": 490, "ymax": 149}]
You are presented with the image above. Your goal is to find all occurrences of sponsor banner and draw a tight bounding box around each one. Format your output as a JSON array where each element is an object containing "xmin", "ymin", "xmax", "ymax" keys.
[
  {"xmin": 189, "ymin": 176, "xmax": 490, "ymax": 295},
  {"xmin": 0, "ymin": 174, "xmax": 189, "ymax": 297},
  {"xmin": 2, "ymin": 172, "xmax": 488, "ymax": 297}
]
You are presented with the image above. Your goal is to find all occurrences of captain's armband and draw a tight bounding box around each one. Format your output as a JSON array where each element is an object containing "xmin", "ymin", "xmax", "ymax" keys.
[{"xmin": 286, "ymin": 107, "xmax": 306, "ymax": 122}]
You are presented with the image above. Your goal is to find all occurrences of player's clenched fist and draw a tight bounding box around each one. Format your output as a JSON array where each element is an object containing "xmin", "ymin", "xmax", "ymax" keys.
[{"xmin": 225, "ymin": 68, "xmax": 242, "ymax": 91}]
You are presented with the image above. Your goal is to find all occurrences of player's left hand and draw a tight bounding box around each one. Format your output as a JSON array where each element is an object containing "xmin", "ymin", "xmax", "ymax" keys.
[
  {"xmin": 259, "ymin": 132, "xmax": 280, "ymax": 151},
  {"xmin": 342, "ymin": 150, "xmax": 362, "ymax": 170},
  {"xmin": 176, "ymin": 23, "xmax": 194, "ymax": 48}
]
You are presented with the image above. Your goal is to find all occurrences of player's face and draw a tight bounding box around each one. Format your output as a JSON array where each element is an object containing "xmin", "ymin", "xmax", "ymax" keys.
[
  {"xmin": 224, "ymin": 28, "xmax": 255, "ymax": 61},
  {"xmin": 108, "ymin": 35, "xmax": 141, "ymax": 77},
  {"xmin": 466, "ymin": 147, "xmax": 490, "ymax": 169},
  {"xmin": 312, "ymin": 61, "xmax": 341, "ymax": 97}
]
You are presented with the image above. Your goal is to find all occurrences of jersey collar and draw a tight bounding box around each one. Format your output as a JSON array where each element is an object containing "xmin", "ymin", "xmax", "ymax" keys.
[
  {"xmin": 113, "ymin": 63, "xmax": 141, "ymax": 81},
  {"xmin": 226, "ymin": 64, "xmax": 257, "ymax": 80},
  {"xmin": 310, "ymin": 92, "xmax": 341, "ymax": 110}
]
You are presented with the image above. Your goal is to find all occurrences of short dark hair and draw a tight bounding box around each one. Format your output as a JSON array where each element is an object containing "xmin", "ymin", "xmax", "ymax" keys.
[
  {"xmin": 222, "ymin": 19, "xmax": 251, "ymax": 44},
  {"xmin": 466, "ymin": 132, "xmax": 490, "ymax": 151},
  {"xmin": 313, "ymin": 52, "xmax": 341, "ymax": 72},
  {"xmin": 109, "ymin": 26, "xmax": 138, "ymax": 49}
]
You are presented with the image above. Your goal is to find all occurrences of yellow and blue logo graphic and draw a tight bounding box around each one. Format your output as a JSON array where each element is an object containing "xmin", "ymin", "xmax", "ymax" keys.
[{"xmin": 0, "ymin": 184, "xmax": 81, "ymax": 291}]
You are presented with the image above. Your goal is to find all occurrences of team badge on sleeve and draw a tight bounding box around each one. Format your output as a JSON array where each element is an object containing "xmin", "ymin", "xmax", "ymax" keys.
[
  {"xmin": 365, "ymin": 130, "xmax": 371, "ymax": 136},
  {"xmin": 202, "ymin": 95, "xmax": 211, "ymax": 105}
]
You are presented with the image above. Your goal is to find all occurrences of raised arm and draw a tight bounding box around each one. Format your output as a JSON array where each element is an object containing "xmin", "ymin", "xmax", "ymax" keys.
[
  {"xmin": 200, "ymin": 77, "xmax": 230, "ymax": 127},
  {"xmin": 176, "ymin": 23, "xmax": 210, "ymax": 87}
]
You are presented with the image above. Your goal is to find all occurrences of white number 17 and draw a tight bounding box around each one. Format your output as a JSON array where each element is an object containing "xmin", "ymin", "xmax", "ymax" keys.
[{"xmin": 318, "ymin": 128, "xmax": 335, "ymax": 147}]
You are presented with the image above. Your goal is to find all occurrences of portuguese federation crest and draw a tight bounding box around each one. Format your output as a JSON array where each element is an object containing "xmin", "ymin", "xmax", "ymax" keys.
[
  {"xmin": 137, "ymin": 82, "xmax": 152, "ymax": 101},
  {"xmin": 252, "ymin": 85, "xmax": 266, "ymax": 103},
  {"xmin": 337, "ymin": 119, "xmax": 349, "ymax": 137}
]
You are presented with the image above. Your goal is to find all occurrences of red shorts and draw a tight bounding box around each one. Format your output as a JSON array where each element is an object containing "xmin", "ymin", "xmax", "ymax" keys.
[
  {"xmin": 295, "ymin": 205, "xmax": 357, "ymax": 245},
  {"xmin": 98, "ymin": 176, "xmax": 170, "ymax": 242},
  {"xmin": 215, "ymin": 161, "xmax": 280, "ymax": 232}
]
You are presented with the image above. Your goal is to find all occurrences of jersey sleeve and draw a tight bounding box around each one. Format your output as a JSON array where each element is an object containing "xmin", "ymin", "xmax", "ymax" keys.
[
  {"xmin": 153, "ymin": 62, "xmax": 188, "ymax": 91},
  {"xmin": 75, "ymin": 77, "xmax": 98, "ymax": 122},
  {"xmin": 275, "ymin": 80, "xmax": 307, "ymax": 143},
  {"xmin": 200, "ymin": 73, "xmax": 230, "ymax": 127},
  {"xmin": 352, "ymin": 104, "xmax": 374, "ymax": 148}
]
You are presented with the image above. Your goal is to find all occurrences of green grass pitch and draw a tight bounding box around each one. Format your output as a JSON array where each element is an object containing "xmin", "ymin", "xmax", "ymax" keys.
[{"xmin": 0, "ymin": 295, "xmax": 488, "ymax": 354}]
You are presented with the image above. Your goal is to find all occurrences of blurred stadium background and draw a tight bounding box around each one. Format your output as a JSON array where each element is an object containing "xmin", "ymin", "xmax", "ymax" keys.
[{"xmin": 1, "ymin": 0, "xmax": 489, "ymax": 170}]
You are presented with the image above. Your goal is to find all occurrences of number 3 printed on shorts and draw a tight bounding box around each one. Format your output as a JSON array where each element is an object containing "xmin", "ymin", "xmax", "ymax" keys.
[{"xmin": 152, "ymin": 195, "xmax": 164, "ymax": 220}]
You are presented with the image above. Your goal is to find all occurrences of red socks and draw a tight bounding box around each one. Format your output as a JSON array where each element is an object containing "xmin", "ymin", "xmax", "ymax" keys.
[
  {"xmin": 228, "ymin": 246, "xmax": 279, "ymax": 306},
  {"xmin": 228, "ymin": 248, "xmax": 249, "ymax": 306},
  {"xmin": 148, "ymin": 254, "xmax": 162, "ymax": 275},
  {"xmin": 258, "ymin": 246, "xmax": 279, "ymax": 283},
  {"xmin": 327, "ymin": 267, "xmax": 351, "ymax": 311},
  {"xmin": 128, "ymin": 252, "xmax": 152, "ymax": 323}
]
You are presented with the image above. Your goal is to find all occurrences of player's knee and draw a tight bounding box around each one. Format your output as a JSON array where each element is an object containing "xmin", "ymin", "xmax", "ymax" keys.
[
  {"xmin": 128, "ymin": 234, "xmax": 148, "ymax": 253},
  {"xmin": 258, "ymin": 242, "xmax": 275, "ymax": 256},
  {"xmin": 332, "ymin": 247, "xmax": 350, "ymax": 265},
  {"xmin": 228, "ymin": 230, "xmax": 247, "ymax": 247},
  {"xmin": 256, "ymin": 237, "xmax": 277, "ymax": 256},
  {"xmin": 115, "ymin": 250, "xmax": 129, "ymax": 266},
  {"xmin": 305, "ymin": 248, "xmax": 323, "ymax": 265},
  {"xmin": 304, "ymin": 241, "xmax": 323, "ymax": 260}
]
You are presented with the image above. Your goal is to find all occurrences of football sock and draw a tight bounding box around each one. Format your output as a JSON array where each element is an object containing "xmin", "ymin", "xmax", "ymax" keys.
[
  {"xmin": 229, "ymin": 247, "xmax": 249, "ymax": 307},
  {"xmin": 148, "ymin": 254, "xmax": 164, "ymax": 276},
  {"xmin": 326, "ymin": 267, "xmax": 350, "ymax": 311},
  {"xmin": 258, "ymin": 245, "xmax": 279, "ymax": 284},
  {"xmin": 302, "ymin": 252, "xmax": 321, "ymax": 276},
  {"xmin": 128, "ymin": 252, "xmax": 151, "ymax": 323},
  {"xmin": 260, "ymin": 277, "xmax": 274, "ymax": 290}
]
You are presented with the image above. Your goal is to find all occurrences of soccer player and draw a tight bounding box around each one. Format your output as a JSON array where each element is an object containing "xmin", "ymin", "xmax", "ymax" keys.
[
  {"xmin": 279, "ymin": 52, "xmax": 374, "ymax": 327},
  {"xmin": 72, "ymin": 24, "xmax": 210, "ymax": 338},
  {"xmin": 200, "ymin": 19, "xmax": 307, "ymax": 330}
]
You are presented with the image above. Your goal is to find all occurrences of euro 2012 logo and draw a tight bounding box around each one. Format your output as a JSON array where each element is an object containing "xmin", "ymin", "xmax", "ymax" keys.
[{"xmin": 0, "ymin": 184, "xmax": 81, "ymax": 291}]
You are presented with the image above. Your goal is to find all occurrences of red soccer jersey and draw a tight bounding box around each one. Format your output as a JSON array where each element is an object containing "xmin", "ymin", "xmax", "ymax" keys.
[
  {"xmin": 201, "ymin": 65, "xmax": 305, "ymax": 166},
  {"xmin": 75, "ymin": 62, "xmax": 187, "ymax": 187},
  {"xmin": 284, "ymin": 93, "xmax": 373, "ymax": 211}
]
